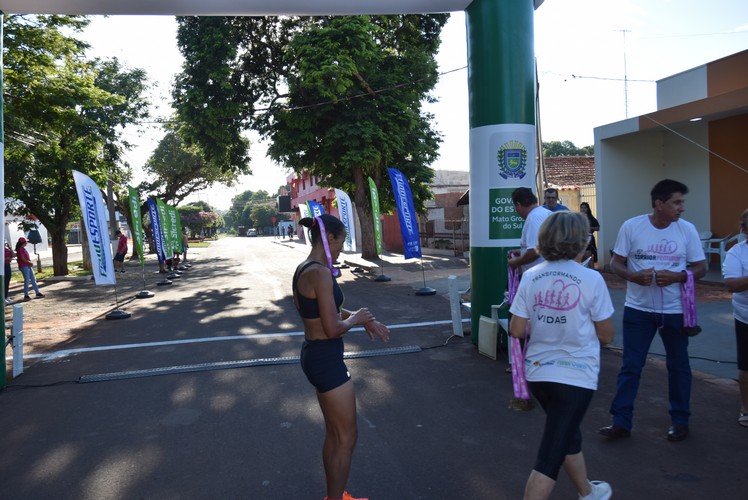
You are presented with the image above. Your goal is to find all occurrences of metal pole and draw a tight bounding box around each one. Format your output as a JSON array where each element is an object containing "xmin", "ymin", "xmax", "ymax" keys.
[
  {"xmin": 1, "ymin": 11, "xmax": 7, "ymax": 388},
  {"xmin": 107, "ymin": 179, "xmax": 117, "ymax": 238}
]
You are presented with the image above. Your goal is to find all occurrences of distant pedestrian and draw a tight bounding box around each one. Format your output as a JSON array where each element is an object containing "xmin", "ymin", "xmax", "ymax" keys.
[
  {"xmin": 542, "ymin": 188, "xmax": 569, "ymax": 212},
  {"xmin": 5, "ymin": 241, "xmax": 15, "ymax": 304},
  {"xmin": 182, "ymin": 230, "xmax": 190, "ymax": 262},
  {"xmin": 510, "ymin": 211, "xmax": 614, "ymax": 500},
  {"xmin": 113, "ymin": 230, "xmax": 127, "ymax": 273},
  {"xmin": 15, "ymin": 237, "xmax": 44, "ymax": 301},
  {"xmin": 287, "ymin": 225, "xmax": 294, "ymax": 240},
  {"xmin": 600, "ymin": 179, "xmax": 706, "ymax": 442},
  {"xmin": 722, "ymin": 208, "xmax": 748, "ymax": 428},
  {"xmin": 579, "ymin": 202, "xmax": 600, "ymax": 266}
]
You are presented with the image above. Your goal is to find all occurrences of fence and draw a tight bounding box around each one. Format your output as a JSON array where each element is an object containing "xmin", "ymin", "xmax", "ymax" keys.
[
  {"xmin": 419, "ymin": 217, "xmax": 470, "ymax": 256},
  {"xmin": 579, "ymin": 184, "xmax": 598, "ymax": 217}
]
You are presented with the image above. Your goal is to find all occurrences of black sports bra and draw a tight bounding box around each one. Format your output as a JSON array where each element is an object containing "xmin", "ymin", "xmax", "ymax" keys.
[{"xmin": 292, "ymin": 261, "xmax": 344, "ymax": 319}]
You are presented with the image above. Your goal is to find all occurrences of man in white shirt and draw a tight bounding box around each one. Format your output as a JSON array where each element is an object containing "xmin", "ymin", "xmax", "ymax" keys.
[
  {"xmin": 600, "ymin": 179, "xmax": 706, "ymax": 442},
  {"xmin": 508, "ymin": 187, "xmax": 552, "ymax": 273}
]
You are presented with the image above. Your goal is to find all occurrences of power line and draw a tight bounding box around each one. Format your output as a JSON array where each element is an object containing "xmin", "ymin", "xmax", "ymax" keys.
[{"xmin": 642, "ymin": 115, "xmax": 748, "ymax": 176}]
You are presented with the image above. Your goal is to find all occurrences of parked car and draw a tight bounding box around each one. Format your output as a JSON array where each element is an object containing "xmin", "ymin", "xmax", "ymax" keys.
[{"xmin": 247, "ymin": 228, "xmax": 257, "ymax": 237}]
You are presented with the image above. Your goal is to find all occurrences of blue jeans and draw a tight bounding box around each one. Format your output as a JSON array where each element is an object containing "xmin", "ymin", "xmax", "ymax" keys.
[
  {"xmin": 610, "ymin": 306, "xmax": 691, "ymax": 429},
  {"xmin": 20, "ymin": 266, "xmax": 41, "ymax": 296}
]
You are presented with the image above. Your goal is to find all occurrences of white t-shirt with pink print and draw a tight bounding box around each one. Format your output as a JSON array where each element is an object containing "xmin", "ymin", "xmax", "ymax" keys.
[
  {"xmin": 613, "ymin": 214, "xmax": 705, "ymax": 314},
  {"xmin": 510, "ymin": 260, "xmax": 614, "ymax": 390}
]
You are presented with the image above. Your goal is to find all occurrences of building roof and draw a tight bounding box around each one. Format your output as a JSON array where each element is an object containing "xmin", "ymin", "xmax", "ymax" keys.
[
  {"xmin": 543, "ymin": 156, "xmax": 596, "ymax": 187},
  {"xmin": 456, "ymin": 155, "xmax": 596, "ymax": 206}
]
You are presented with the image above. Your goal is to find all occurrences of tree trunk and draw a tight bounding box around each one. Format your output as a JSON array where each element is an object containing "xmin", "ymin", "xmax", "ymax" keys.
[
  {"xmin": 115, "ymin": 196, "xmax": 139, "ymax": 261},
  {"xmin": 80, "ymin": 221, "xmax": 92, "ymax": 271},
  {"xmin": 352, "ymin": 166, "xmax": 378, "ymax": 260},
  {"xmin": 51, "ymin": 229, "xmax": 69, "ymax": 276}
]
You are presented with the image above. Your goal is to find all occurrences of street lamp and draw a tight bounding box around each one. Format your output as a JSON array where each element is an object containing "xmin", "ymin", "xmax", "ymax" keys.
[{"xmin": 27, "ymin": 228, "xmax": 43, "ymax": 273}]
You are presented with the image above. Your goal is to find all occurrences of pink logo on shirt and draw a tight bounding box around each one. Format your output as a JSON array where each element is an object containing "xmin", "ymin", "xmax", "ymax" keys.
[
  {"xmin": 533, "ymin": 279, "xmax": 581, "ymax": 311},
  {"xmin": 647, "ymin": 239, "xmax": 677, "ymax": 255}
]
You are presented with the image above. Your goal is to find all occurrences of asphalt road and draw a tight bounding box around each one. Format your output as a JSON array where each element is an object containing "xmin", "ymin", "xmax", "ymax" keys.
[{"xmin": 1, "ymin": 237, "xmax": 746, "ymax": 499}]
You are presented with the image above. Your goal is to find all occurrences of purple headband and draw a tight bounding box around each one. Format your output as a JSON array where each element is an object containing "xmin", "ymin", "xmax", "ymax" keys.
[{"xmin": 315, "ymin": 216, "xmax": 340, "ymax": 277}]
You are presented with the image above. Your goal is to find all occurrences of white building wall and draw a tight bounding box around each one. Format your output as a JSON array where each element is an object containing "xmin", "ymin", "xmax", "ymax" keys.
[
  {"xmin": 657, "ymin": 66, "xmax": 707, "ymax": 110},
  {"xmin": 4, "ymin": 218, "xmax": 50, "ymax": 253},
  {"xmin": 596, "ymin": 131, "xmax": 665, "ymax": 266},
  {"xmin": 661, "ymin": 124, "xmax": 710, "ymax": 234},
  {"xmin": 595, "ymin": 122, "xmax": 710, "ymax": 267}
]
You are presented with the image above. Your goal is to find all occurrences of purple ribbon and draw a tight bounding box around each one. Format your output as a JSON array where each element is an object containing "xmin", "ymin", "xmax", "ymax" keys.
[
  {"xmin": 315, "ymin": 216, "xmax": 340, "ymax": 277},
  {"xmin": 681, "ymin": 270, "xmax": 698, "ymax": 327},
  {"xmin": 507, "ymin": 261, "xmax": 519, "ymax": 306},
  {"xmin": 507, "ymin": 257, "xmax": 530, "ymax": 400},
  {"xmin": 510, "ymin": 337, "xmax": 531, "ymax": 400}
]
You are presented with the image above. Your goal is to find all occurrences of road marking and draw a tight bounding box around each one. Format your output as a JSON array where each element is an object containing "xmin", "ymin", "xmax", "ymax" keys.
[
  {"xmin": 77, "ymin": 345, "xmax": 424, "ymax": 383},
  {"xmin": 21, "ymin": 319, "xmax": 467, "ymax": 361}
]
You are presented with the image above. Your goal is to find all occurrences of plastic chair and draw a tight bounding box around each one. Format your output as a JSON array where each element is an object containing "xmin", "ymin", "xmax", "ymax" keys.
[{"xmin": 698, "ymin": 231, "xmax": 712, "ymax": 253}]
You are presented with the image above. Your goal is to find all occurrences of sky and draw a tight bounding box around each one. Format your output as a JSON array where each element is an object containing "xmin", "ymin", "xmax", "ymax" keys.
[{"xmin": 80, "ymin": 0, "xmax": 748, "ymax": 211}]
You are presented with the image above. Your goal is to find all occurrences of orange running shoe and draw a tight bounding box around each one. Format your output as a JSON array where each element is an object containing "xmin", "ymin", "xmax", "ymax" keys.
[
  {"xmin": 323, "ymin": 492, "xmax": 368, "ymax": 500},
  {"xmin": 343, "ymin": 492, "xmax": 368, "ymax": 500}
]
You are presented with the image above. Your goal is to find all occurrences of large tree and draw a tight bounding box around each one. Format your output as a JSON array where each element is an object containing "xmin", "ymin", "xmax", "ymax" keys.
[
  {"xmin": 4, "ymin": 15, "xmax": 149, "ymax": 275},
  {"xmin": 172, "ymin": 16, "xmax": 254, "ymax": 172},
  {"xmin": 139, "ymin": 123, "xmax": 243, "ymax": 206},
  {"xmin": 174, "ymin": 15, "xmax": 448, "ymax": 258},
  {"xmin": 227, "ymin": 189, "xmax": 272, "ymax": 230}
]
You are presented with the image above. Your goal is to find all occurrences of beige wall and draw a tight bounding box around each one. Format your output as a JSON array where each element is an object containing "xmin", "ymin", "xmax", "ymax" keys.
[
  {"xmin": 596, "ymin": 131, "xmax": 665, "ymax": 266},
  {"xmin": 595, "ymin": 121, "xmax": 717, "ymax": 267}
]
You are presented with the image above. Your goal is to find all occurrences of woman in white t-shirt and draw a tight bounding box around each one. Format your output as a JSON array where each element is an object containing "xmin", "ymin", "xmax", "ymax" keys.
[
  {"xmin": 723, "ymin": 208, "xmax": 748, "ymax": 428},
  {"xmin": 510, "ymin": 211, "xmax": 615, "ymax": 500}
]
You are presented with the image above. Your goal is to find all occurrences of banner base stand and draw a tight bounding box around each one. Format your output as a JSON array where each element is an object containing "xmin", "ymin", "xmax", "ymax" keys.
[
  {"xmin": 135, "ymin": 290, "xmax": 155, "ymax": 299},
  {"xmin": 415, "ymin": 287, "xmax": 436, "ymax": 296},
  {"xmin": 374, "ymin": 274, "xmax": 391, "ymax": 282},
  {"xmin": 106, "ymin": 310, "xmax": 131, "ymax": 320},
  {"xmin": 157, "ymin": 280, "xmax": 172, "ymax": 286}
]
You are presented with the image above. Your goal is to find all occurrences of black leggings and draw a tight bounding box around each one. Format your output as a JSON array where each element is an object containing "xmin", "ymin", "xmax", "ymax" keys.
[
  {"xmin": 529, "ymin": 381, "xmax": 594, "ymax": 480},
  {"xmin": 736, "ymin": 319, "xmax": 748, "ymax": 371},
  {"xmin": 4, "ymin": 262, "xmax": 11, "ymax": 296}
]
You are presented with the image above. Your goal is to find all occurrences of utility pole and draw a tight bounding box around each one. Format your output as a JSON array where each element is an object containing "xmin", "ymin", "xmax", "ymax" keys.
[
  {"xmin": 618, "ymin": 29, "xmax": 631, "ymax": 118},
  {"xmin": 107, "ymin": 179, "xmax": 117, "ymax": 237}
]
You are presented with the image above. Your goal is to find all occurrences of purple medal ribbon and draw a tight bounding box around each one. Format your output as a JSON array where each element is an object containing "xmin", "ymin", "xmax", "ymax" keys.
[
  {"xmin": 315, "ymin": 216, "xmax": 340, "ymax": 277},
  {"xmin": 507, "ymin": 257, "xmax": 531, "ymax": 401},
  {"xmin": 681, "ymin": 270, "xmax": 698, "ymax": 328}
]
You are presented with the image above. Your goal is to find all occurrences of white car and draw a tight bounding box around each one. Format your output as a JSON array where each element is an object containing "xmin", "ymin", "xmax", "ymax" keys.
[{"xmin": 247, "ymin": 228, "xmax": 258, "ymax": 237}]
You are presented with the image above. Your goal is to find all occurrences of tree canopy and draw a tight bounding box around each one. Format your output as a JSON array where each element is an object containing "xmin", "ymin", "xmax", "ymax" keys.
[
  {"xmin": 226, "ymin": 189, "xmax": 278, "ymax": 230},
  {"xmin": 173, "ymin": 15, "xmax": 448, "ymax": 258},
  {"xmin": 4, "ymin": 15, "xmax": 149, "ymax": 275},
  {"xmin": 542, "ymin": 140, "xmax": 593, "ymax": 157},
  {"xmin": 139, "ymin": 122, "xmax": 243, "ymax": 206}
]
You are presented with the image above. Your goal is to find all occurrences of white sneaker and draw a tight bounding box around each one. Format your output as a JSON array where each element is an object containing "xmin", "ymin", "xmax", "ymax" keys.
[{"xmin": 580, "ymin": 480, "xmax": 612, "ymax": 500}]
